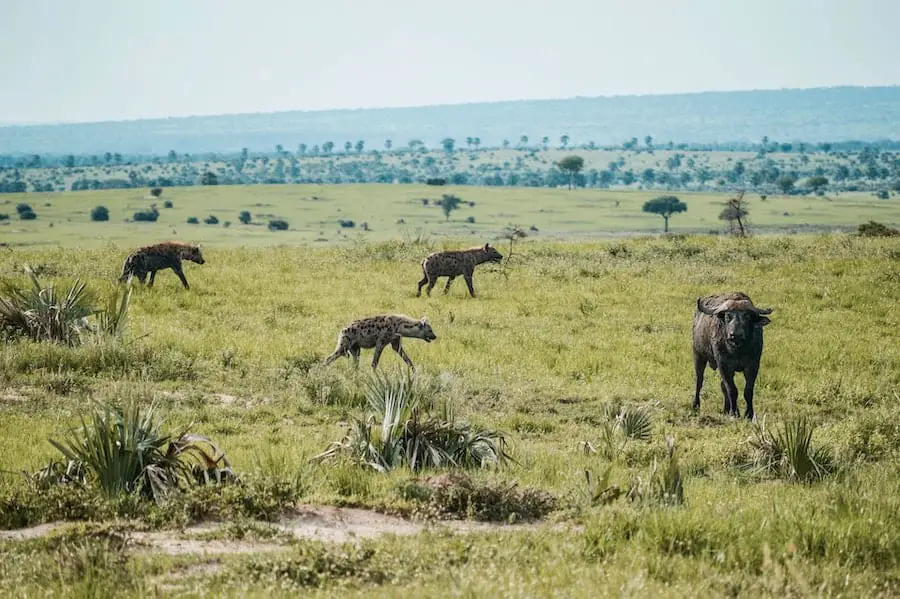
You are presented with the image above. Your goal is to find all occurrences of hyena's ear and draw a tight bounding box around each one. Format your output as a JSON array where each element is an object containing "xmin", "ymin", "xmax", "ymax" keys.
[
  {"xmin": 420, "ymin": 316, "xmax": 429, "ymax": 325},
  {"xmin": 484, "ymin": 243, "xmax": 490, "ymax": 250}
]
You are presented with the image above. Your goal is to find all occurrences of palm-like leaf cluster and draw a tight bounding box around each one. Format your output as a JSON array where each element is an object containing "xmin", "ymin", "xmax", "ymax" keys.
[
  {"xmin": 48, "ymin": 401, "xmax": 234, "ymax": 501},
  {"xmin": 0, "ymin": 265, "xmax": 131, "ymax": 344},
  {"xmin": 745, "ymin": 416, "xmax": 835, "ymax": 482},
  {"xmin": 313, "ymin": 372, "xmax": 512, "ymax": 472}
]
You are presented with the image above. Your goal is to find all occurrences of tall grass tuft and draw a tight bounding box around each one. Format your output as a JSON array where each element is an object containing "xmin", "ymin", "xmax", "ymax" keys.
[
  {"xmin": 48, "ymin": 401, "xmax": 235, "ymax": 501},
  {"xmin": 745, "ymin": 416, "xmax": 835, "ymax": 482},
  {"xmin": 313, "ymin": 371, "xmax": 512, "ymax": 472}
]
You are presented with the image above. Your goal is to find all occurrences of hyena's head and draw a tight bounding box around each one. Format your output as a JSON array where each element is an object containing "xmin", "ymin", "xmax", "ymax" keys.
[
  {"xmin": 182, "ymin": 243, "xmax": 205, "ymax": 265},
  {"xmin": 481, "ymin": 243, "xmax": 503, "ymax": 263},
  {"xmin": 400, "ymin": 316, "xmax": 437, "ymax": 343}
]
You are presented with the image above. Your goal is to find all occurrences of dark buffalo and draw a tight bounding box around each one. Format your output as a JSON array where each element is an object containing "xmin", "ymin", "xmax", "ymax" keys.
[{"xmin": 692, "ymin": 292, "xmax": 773, "ymax": 419}]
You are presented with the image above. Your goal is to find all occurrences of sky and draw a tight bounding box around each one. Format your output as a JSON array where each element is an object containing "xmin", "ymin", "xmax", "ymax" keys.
[{"xmin": 1, "ymin": 0, "xmax": 899, "ymax": 125}]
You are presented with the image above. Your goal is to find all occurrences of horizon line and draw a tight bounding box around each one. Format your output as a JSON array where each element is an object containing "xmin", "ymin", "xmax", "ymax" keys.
[{"xmin": 2, "ymin": 83, "xmax": 897, "ymax": 130}]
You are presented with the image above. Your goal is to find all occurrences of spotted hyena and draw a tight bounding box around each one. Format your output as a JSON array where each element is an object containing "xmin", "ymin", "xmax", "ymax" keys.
[
  {"xmin": 324, "ymin": 314, "xmax": 437, "ymax": 369},
  {"xmin": 119, "ymin": 241, "xmax": 205, "ymax": 289},
  {"xmin": 416, "ymin": 243, "xmax": 503, "ymax": 298}
]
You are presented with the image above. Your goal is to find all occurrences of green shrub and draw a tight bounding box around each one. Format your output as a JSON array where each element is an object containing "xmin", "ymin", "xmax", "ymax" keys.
[
  {"xmin": 239, "ymin": 210, "xmax": 252, "ymax": 224},
  {"xmin": 132, "ymin": 208, "xmax": 158, "ymax": 222},
  {"xmin": 204, "ymin": 215, "xmax": 219, "ymax": 225},
  {"xmin": 186, "ymin": 216, "xmax": 199, "ymax": 224},
  {"xmin": 90, "ymin": 206, "xmax": 110, "ymax": 222},
  {"xmin": 268, "ymin": 219, "xmax": 289, "ymax": 231},
  {"xmin": 857, "ymin": 220, "xmax": 899, "ymax": 237}
]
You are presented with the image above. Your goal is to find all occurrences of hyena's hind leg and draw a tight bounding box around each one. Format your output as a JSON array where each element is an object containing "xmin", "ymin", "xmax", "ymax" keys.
[
  {"xmin": 443, "ymin": 276, "xmax": 456, "ymax": 294},
  {"xmin": 416, "ymin": 274, "xmax": 429, "ymax": 297}
]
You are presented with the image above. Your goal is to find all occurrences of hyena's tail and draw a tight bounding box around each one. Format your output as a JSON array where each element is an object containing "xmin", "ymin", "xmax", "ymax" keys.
[{"xmin": 324, "ymin": 349, "xmax": 343, "ymax": 365}]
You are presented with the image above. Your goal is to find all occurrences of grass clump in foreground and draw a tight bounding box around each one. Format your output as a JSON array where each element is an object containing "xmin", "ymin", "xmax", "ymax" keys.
[
  {"xmin": 45, "ymin": 400, "xmax": 235, "ymax": 501},
  {"xmin": 312, "ymin": 371, "xmax": 512, "ymax": 472},
  {"xmin": 0, "ymin": 265, "xmax": 131, "ymax": 344}
]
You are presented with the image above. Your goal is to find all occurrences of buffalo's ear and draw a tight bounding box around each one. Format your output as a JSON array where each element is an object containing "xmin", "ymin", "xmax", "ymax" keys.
[{"xmin": 756, "ymin": 316, "xmax": 772, "ymax": 327}]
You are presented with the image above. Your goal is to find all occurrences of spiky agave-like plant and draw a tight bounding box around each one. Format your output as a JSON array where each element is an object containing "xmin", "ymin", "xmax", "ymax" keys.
[
  {"xmin": 313, "ymin": 371, "xmax": 511, "ymax": 472},
  {"xmin": 0, "ymin": 265, "xmax": 96, "ymax": 344},
  {"xmin": 49, "ymin": 401, "xmax": 234, "ymax": 501}
]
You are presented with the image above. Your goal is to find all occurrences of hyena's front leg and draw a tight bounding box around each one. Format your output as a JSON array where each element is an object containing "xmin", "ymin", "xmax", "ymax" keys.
[
  {"xmin": 172, "ymin": 265, "xmax": 190, "ymax": 289},
  {"xmin": 148, "ymin": 271, "xmax": 157, "ymax": 287},
  {"xmin": 391, "ymin": 339, "xmax": 415, "ymax": 369},
  {"xmin": 463, "ymin": 271, "xmax": 476, "ymax": 297},
  {"xmin": 416, "ymin": 275, "xmax": 429, "ymax": 297}
]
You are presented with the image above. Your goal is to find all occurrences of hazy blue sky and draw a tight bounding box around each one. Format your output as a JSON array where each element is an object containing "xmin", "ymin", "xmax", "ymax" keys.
[{"xmin": 2, "ymin": 0, "xmax": 898, "ymax": 124}]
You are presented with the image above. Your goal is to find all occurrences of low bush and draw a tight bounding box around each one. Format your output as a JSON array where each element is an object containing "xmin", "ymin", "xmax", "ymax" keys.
[{"xmin": 90, "ymin": 206, "xmax": 109, "ymax": 222}]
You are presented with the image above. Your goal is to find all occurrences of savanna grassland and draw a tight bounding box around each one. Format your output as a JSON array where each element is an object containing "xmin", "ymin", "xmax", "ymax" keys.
[
  {"xmin": 4, "ymin": 183, "xmax": 900, "ymax": 249},
  {"xmin": 1, "ymin": 187, "xmax": 899, "ymax": 597}
]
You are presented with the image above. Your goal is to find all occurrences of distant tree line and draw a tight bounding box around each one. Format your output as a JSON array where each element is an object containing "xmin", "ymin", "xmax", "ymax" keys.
[{"xmin": 2, "ymin": 136, "xmax": 899, "ymax": 196}]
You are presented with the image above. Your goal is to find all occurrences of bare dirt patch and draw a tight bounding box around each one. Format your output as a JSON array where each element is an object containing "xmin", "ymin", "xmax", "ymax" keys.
[{"xmin": 0, "ymin": 504, "xmax": 571, "ymax": 557}]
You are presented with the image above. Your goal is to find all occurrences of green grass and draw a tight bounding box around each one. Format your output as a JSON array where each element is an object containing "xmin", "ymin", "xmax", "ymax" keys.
[
  {"xmin": 2, "ymin": 183, "xmax": 899, "ymax": 248},
  {"xmin": 0, "ymin": 214, "xmax": 899, "ymax": 595}
]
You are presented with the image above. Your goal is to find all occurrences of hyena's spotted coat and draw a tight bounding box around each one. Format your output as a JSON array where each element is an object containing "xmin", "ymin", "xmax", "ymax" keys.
[
  {"xmin": 325, "ymin": 314, "xmax": 437, "ymax": 369},
  {"xmin": 416, "ymin": 243, "xmax": 503, "ymax": 298},
  {"xmin": 119, "ymin": 241, "xmax": 205, "ymax": 289}
]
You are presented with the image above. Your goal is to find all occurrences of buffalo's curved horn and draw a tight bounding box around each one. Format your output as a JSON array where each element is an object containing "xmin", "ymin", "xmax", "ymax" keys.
[{"xmin": 697, "ymin": 297, "xmax": 718, "ymax": 316}]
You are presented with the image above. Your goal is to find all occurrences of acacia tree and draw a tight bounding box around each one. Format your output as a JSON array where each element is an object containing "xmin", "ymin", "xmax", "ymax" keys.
[
  {"xmin": 438, "ymin": 193, "xmax": 463, "ymax": 220},
  {"xmin": 441, "ymin": 138, "xmax": 456, "ymax": 153},
  {"xmin": 642, "ymin": 195, "xmax": 687, "ymax": 233},
  {"xmin": 557, "ymin": 155, "xmax": 585, "ymax": 190},
  {"xmin": 560, "ymin": 134, "xmax": 570, "ymax": 149},
  {"xmin": 719, "ymin": 190, "xmax": 749, "ymax": 236}
]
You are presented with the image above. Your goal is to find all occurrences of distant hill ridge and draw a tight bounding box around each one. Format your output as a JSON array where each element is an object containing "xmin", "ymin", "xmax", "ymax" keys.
[{"xmin": 1, "ymin": 86, "xmax": 898, "ymax": 155}]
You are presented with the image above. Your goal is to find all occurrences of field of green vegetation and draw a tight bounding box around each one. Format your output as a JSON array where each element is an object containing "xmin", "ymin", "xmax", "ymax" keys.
[
  {"xmin": 4, "ymin": 183, "xmax": 900, "ymax": 249},
  {"xmin": 1, "ymin": 184, "xmax": 899, "ymax": 597}
]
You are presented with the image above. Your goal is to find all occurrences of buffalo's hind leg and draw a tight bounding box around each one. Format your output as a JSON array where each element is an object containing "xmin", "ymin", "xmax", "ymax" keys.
[{"xmin": 692, "ymin": 353, "xmax": 706, "ymax": 412}]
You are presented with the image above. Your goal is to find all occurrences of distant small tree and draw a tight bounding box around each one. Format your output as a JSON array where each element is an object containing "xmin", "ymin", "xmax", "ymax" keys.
[
  {"xmin": 519, "ymin": 135, "xmax": 529, "ymax": 148},
  {"xmin": 384, "ymin": 139, "xmax": 393, "ymax": 151},
  {"xmin": 438, "ymin": 193, "xmax": 463, "ymax": 220},
  {"xmin": 355, "ymin": 140, "xmax": 365, "ymax": 154},
  {"xmin": 776, "ymin": 174, "xmax": 796, "ymax": 194},
  {"xmin": 200, "ymin": 171, "xmax": 218, "ymax": 186},
  {"xmin": 719, "ymin": 190, "xmax": 750, "ymax": 236},
  {"xmin": 150, "ymin": 187, "xmax": 163, "ymax": 197},
  {"xmin": 541, "ymin": 136, "xmax": 549, "ymax": 149},
  {"xmin": 297, "ymin": 143, "xmax": 307, "ymax": 156},
  {"xmin": 805, "ymin": 175, "xmax": 829, "ymax": 193},
  {"xmin": 557, "ymin": 155, "xmax": 585, "ymax": 190},
  {"xmin": 344, "ymin": 141, "xmax": 353, "ymax": 153},
  {"xmin": 186, "ymin": 216, "xmax": 199, "ymax": 224},
  {"xmin": 268, "ymin": 219, "xmax": 289, "ymax": 231},
  {"xmin": 644, "ymin": 135, "xmax": 653, "ymax": 151},
  {"xmin": 90, "ymin": 206, "xmax": 110, "ymax": 222},
  {"xmin": 642, "ymin": 195, "xmax": 687, "ymax": 233},
  {"xmin": 441, "ymin": 138, "xmax": 456, "ymax": 153},
  {"xmin": 560, "ymin": 134, "xmax": 569, "ymax": 149},
  {"xmin": 322, "ymin": 141, "xmax": 334, "ymax": 154},
  {"xmin": 204, "ymin": 215, "xmax": 219, "ymax": 225},
  {"xmin": 239, "ymin": 210, "xmax": 252, "ymax": 224},
  {"xmin": 502, "ymin": 140, "xmax": 510, "ymax": 149}
]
